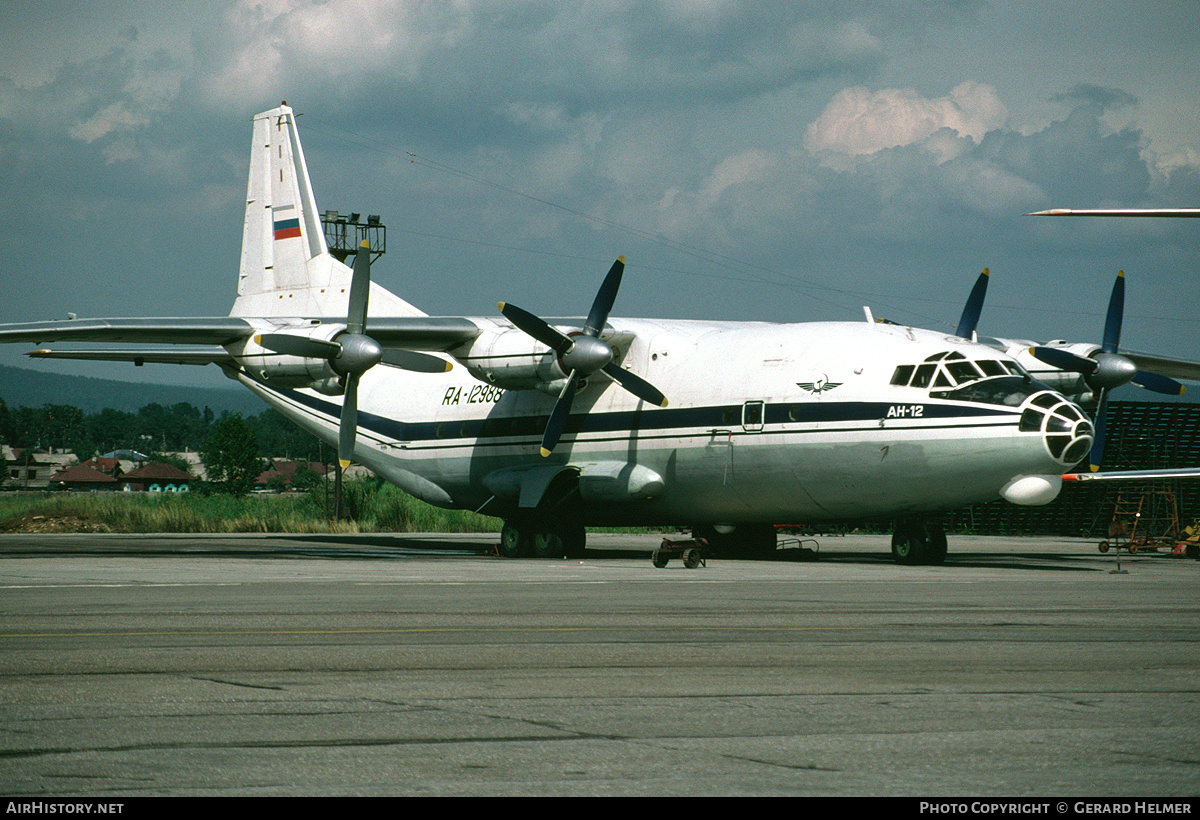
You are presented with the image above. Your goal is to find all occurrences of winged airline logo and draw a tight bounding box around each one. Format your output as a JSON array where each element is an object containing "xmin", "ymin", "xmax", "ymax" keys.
[{"xmin": 797, "ymin": 375, "xmax": 842, "ymax": 394}]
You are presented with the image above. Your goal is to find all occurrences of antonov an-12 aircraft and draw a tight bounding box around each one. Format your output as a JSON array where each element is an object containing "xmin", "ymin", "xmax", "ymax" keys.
[{"xmin": 3, "ymin": 103, "xmax": 1197, "ymax": 564}]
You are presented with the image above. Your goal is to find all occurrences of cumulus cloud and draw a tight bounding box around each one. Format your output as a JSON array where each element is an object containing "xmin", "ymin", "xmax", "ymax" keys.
[
  {"xmin": 700, "ymin": 149, "xmax": 778, "ymax": 207},
  {"xmin": 804, "ymin": 82, "xmax": 1009, "ymax": 160},
  {"xmin": 196, "ymin": 0, "xmax": 473, "ymax": 112}
]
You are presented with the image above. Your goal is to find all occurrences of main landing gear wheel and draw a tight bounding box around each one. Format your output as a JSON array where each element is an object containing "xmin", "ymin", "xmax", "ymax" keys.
[
  {"xmin": 501, "ymin": 517, "xmax": 586, "ymax": 559},
  {"xmin": 500, "ymin": 520, "xmax": 529, "ymax": 558},
  {"xmin": 891, "ymin": 520, "xmax": 947, "ymax": 566}
]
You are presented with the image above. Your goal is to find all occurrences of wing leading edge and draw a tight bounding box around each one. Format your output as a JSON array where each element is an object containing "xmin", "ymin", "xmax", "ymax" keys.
[
  {"xmin": 1, "ymin": 315, "xmax": 484, "ymax": 367},
  {"xmin": 1063, "ymin": 468, "xmax": 1200, "ymax": 483},
  {"xmin": 0, "ymin": 318, "xmax": 256, "ymax": 346}
]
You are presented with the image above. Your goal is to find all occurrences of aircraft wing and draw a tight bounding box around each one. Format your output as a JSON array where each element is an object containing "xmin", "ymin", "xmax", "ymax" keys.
[
  {"xmin": 0, "ymin": 316, "xmax": 482, "ymax": 352},
  {"xmin": 1029, "ymin": 208, "xmax": 1200, "ymax": 217},
  {"xmin": 1063, "ymin": 468, "xmax": 1200, "ymax": 482},
  {"xmin": 0, "ymin": 318, "xmax": 256, "ymax": 346},
  {"xmin": 27, "ymin": 346, "xmax": 235, "ymax": 367},
  {"xmin": 1122, "ymin": 350, "xmax": 1200, "ymax": 384}
]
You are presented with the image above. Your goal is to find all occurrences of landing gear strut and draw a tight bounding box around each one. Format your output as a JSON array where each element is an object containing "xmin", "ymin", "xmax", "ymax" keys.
[
  {"xmin": 891, "ymin": 519, "xmax": 947, "ymax": 566},
  {"xmin": 500, "ymin": 515, "xmax": 586, "ymax": 559}
]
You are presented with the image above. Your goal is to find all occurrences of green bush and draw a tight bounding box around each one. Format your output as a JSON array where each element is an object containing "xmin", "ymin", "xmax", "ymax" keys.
[{"xmin": 0, "ymin": 484, "xmax": 500, "ymax": 535}]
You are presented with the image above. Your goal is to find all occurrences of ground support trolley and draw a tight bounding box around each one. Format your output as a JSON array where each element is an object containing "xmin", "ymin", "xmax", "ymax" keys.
[{"xmin": 652, "ymin": 537, "xmax": 707, "ymax": 569}]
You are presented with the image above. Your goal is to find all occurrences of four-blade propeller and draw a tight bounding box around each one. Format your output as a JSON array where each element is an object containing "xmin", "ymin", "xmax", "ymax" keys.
[
  {"xmin": 255, "ymin": 242, "xmax": 452, "ymax": 475},
  {"xmin": 499, "ymin": 256, "xmax": 668, "ymax": 456},
  {"xmin": 1028, "ymin": 271, "xmax": 1185, "ymax": 470},
  {"xmin": 255, "ymin": 242, "xmax": 380, "ymax": 476}
]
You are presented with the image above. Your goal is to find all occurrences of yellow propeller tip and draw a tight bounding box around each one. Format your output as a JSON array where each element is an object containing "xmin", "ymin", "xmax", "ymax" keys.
[
  {"xmin": 497, "ymin": 301, "xmax": 506, "ymax": 311},
  {"xmin": 617, "ymin": 255, "xmax": 626, "ymax": 263},
  {"xmin": 660, "ymin": 398, "xmax": 669, "ymax": 407},
  {"xmin": 339, "ymin": 459, "xmax": 351, "ymax": 470},
  {"xmin": 540, "ymin": 448, "xmax": 552, "ymax": 458},
  {"xmin": 360, "ymin": 239, "xmax": 370, "ymax": 248}
]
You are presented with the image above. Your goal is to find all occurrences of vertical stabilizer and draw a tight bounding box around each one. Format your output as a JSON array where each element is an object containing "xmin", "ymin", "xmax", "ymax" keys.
[{"xmin": 231, "ymin": 103, "xmax": 423, "ymax": 319}]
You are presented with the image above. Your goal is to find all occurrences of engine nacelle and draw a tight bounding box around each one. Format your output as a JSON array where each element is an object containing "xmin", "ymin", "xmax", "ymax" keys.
[
  {"xmin": 230, "ymin": 324, "xmax": 346, "ymax": 394},
  {"xmin": 997, "ymin": 339, "xmax": 1097, "ymax": 399},
  {"xmin": 455, "ymin": 328, "xmax": 568, "ymax": 391}
]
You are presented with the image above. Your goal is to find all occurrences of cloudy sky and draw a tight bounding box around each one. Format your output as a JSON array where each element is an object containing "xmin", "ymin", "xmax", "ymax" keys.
[{"xmin": 1, "ymin": 0, "xmax": 1198, "ymax": 391}]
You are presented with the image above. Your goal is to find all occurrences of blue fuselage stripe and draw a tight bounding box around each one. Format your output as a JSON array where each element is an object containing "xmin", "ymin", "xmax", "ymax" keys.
[{"xmin": 257, "ymin": 377, "xmax": 1017, "ymax": 446}]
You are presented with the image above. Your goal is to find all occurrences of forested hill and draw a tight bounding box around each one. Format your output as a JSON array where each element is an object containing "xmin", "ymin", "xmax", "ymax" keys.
[{"xmin": 0, "ymin": 365, "xmax": 263, "ymax": 416}]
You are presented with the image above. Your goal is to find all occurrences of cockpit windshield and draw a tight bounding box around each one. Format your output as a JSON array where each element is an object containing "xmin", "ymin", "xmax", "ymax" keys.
[
  {"xmin": 930, "ymin": 376, "xmax": 1041, "ymax": 407},
  {"xmin": 891, "ymin": 351, "xmax": 1038, "ymax": 405}
]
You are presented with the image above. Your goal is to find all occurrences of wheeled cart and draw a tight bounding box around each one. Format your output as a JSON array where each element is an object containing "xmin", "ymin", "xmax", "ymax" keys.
[{"xmin": 652, "ymin": 537, "xmax": 707, "ymax": 568}]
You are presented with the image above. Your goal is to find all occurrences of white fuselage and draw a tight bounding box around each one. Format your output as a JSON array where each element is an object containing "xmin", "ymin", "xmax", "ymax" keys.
[{"xmin": 236, "ymin": 317, "xmax": 1087, "ymax": 526}]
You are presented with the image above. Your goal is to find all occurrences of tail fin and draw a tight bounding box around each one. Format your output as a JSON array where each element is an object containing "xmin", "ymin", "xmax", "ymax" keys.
[{"xmin": 230, "ymin": 103, "xmax": 423, "ymax": 319}]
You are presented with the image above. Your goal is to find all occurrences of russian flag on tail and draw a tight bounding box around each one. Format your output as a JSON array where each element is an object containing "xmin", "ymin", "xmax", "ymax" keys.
[{"xmin": 273, "ymin": 218, "xmax": 301, "ymax": 241}]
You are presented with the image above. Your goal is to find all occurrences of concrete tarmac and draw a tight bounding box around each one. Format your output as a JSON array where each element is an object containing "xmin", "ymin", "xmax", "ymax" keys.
[{"xmin": 0, "ymin": 532, "xmax": 1197, "ymax": 797}]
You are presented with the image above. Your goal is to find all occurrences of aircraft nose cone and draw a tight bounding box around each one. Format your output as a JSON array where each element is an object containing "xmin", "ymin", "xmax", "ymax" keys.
[{"xmin": 1019, "ymin": 391, "xmax": 1093, "ymax": 467}]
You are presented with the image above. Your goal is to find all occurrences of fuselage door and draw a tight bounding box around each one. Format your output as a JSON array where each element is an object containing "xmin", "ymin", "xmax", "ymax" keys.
[{"xmin": 741, "ymin": 400, "xmax": 765, "ymax": 432}]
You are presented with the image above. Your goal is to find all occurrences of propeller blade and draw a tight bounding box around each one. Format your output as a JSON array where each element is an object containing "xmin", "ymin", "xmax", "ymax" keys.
[
  {"xmin": 256, "ymin": 333, "xmax": 340, "ymax": 359},
  {"xmin": 347, "ymin": 240, "xmax": 371, "ymax": 335},
  {"xmin": 603, "ymin": 362, "xmax": 668, "ymax": 407},
  {"xmin": 584, "ymin": 256, "xmax": 625, "ymax": 337},
  {"xmin": 1131, "ymin": 369, "xmax": 1186, "ymax": 395},
  {"xmin": 339, "ymin": 372, "xmax": 359, "ymax": 469},
  {"xmin": 333, "ymin": 460, "xmax": 345, "ymax": 520},
  {"xmin": 1029, "ymin": 346, "xmax": 1098, "ymax": 376},
  {"xmin": 1089, "ymin": 390, "xmax": 1108, "ymax": 471},
  {"xmin": 498, "ymin": 301, "xmax": 574, "ymax": 355},
  {"xmin": 954, "ymin": 268, "xmax": 989, "ymax": 340},
  {"xmin": 541, "ymin": 375, "xmax": 579, "ymax": 457},
  {"xmin": 380, "ymin": 349, "xmax": 453, "ymax": 373},
  {"xmin": 1102, "ymin": 271, "xmax": 1124, "ymax": 353}
]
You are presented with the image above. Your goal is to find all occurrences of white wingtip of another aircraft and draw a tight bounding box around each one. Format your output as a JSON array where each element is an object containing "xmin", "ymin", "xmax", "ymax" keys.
[{"xmin": 1028, "ymin": 208, "xmax": 1200, "ymax": 217}]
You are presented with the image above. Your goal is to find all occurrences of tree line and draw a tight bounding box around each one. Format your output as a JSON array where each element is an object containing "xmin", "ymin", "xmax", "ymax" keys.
[{"xmin": 0, "ymin": 398, "xmax": 326, "ymax": 464}]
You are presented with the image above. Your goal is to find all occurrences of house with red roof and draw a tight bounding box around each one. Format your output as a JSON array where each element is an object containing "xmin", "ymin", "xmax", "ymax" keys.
[
  {"xmin": 120, "ymin": 463, "xmax": 194, "ymax": 493},
  {"xmin": 255, "ymin": 460, "xmax": 328, "ymax": 492},
  {"xmin": 50, "ymin": 464, "xmax": 119, "ymax": 491}
]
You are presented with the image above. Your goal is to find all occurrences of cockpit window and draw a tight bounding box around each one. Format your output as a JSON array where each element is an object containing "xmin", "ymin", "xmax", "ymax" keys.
[
  {"xmin": 891, "ymin": 353, "xmax": 1028, "ymax": 392},
  {"xmin": 890, "ymin": 364, "xmax": 914, "ymax": 386},
  {"xmin": 946, "ymin": 361, "xmax": 982, "ymax": 383},
  {"xmin": 911, "ymin": 363, "xmax": 936, "ymax": 388},
  {"xmin": 978, "ymin": 360, "xmax": 1006, "ymax": 377}
]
